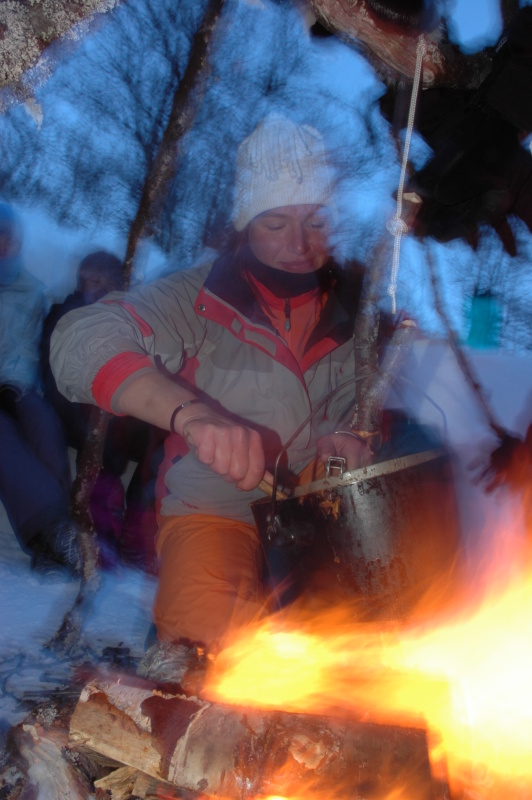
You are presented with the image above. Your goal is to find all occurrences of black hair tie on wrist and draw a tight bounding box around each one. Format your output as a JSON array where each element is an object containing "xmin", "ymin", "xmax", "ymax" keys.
[{"xmin": 170, "ymin": 399, "xmax": 202, "ymax": 434}]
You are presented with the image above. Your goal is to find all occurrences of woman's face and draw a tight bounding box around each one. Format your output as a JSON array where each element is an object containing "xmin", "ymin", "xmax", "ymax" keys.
[{"xmin": 247, "ymin": 204, "xmax": 331, "ymax": 273}]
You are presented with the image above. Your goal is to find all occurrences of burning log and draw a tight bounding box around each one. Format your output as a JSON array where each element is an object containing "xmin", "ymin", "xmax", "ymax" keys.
[{"xmin": 69, "ymin": 672, "xmax": 447, "ymax": 799}]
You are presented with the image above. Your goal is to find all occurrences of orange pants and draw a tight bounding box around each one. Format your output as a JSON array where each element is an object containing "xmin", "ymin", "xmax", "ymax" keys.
[
  {"xmin": 153, "ymin": 459, "xmax": 325, "ymax": 648},
  {"xmin": 153, "ymin": 513, "xmax": 269, "ymax": 648}
]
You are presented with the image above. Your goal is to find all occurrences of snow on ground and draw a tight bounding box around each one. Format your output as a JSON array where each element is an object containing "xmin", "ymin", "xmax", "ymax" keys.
[{"xmin": 0, "ymin": 493, "xmax": 157, "ymax": 732}]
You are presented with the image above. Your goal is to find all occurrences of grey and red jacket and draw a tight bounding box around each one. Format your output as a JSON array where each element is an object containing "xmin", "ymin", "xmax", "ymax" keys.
[{"xmin": 50, "ymin": 252, "xmax": 364, "ymax": 523}]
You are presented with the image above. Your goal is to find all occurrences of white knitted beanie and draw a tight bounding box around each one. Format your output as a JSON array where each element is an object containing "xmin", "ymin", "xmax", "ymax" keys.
[{"xmin": 231, "ymin": 115, "xmax": 335, "ymax": 231}]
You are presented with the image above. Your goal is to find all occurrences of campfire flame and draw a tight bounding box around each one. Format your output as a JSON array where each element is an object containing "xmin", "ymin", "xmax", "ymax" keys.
[{"xmin": 205, "ymin": 517, "xmax": 532, "ymax": 799}]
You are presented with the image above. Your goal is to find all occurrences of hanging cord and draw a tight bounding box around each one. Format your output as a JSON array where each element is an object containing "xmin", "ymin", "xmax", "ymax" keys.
[{"xmin": 386, "ymin": 35, "xmax": 427, "ymax": 315}]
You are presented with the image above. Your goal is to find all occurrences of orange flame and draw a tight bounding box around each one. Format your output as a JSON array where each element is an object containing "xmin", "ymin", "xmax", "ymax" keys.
[{"xmin": 205, "ymin": 533, "xmax": 532, "ymax": 799}]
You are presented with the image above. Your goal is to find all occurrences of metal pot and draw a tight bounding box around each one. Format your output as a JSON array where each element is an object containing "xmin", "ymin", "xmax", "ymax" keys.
[{"xmin": 251, "ymin": 448, "xmax": 462, "ymax": 620}]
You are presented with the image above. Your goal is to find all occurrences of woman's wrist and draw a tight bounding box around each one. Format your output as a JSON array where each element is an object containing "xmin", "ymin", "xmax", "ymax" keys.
[
  {"xmin": 170, "ymin": 399, "xmax": 212, "ymax": 437},
  {"xmin": 170, "ymin": 399, "xmax": 203, "ymax": 434}
]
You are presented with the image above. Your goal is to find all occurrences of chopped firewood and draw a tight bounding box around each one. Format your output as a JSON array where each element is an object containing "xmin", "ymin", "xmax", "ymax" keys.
[
  {"xmin": 132, "ymin": 769, "xmax": 196, "ymax": 799},
  {"xmin": 94, "ymin": 766, "xmax": 137, "ymax": 798},
  {"xmin": 93, "ymin": 765, "xmax": 184, "ymax": 799},
  {"xmin": 137, "ymin": 640, "xmax": 208, "ymax": 696},
  {"xmin": 69, "ymin": 672, "xmax": 446, "ymax": 799}
]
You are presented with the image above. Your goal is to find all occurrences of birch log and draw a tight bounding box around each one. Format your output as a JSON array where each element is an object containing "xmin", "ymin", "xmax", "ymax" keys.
[{"xmin": 69, "ymin": 673, "xmax": 442, "ymax": 799}]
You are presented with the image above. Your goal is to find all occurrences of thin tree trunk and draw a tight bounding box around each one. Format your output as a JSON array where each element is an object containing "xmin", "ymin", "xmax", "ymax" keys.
[
  {"xmin": 49, "ymin": 0, "xmax": 226, "ymax": 656},
  {"xmin": 349, "ymin": 241, "xmax": 385, "ymax": 437},
  {"xmin": 120, "ymin": 0, "xmax": 225, "ymax": 286}
]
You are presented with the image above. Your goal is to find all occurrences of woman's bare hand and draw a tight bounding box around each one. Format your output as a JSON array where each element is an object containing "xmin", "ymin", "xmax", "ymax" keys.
[
  {"xmin": 114, "ymin": 372, "xmax": 268, "ymax": 493},
  {"xmin": 179, "ymin": 404, "xmax": 266, "ymax": 491},
  {"xmin": 317, "ymin": 432, "xmax": 373, "ymax": 472}
]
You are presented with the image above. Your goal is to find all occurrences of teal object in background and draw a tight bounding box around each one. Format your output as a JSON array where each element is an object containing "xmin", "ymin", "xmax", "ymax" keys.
[{"xmin": 465, "ymin": 291, "xmax": 502, "ymax": 348}]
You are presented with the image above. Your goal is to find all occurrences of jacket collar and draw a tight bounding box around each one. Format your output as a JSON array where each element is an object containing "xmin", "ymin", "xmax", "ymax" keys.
[{"xmin": 203, "ymin": 248, "xmax": 365, "ymax": 349}]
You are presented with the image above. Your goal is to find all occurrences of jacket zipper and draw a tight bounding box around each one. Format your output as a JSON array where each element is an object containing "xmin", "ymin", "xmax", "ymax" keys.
[{"xmin": 284, "ymin": 297, "xmax": 291, "ymax": 332}]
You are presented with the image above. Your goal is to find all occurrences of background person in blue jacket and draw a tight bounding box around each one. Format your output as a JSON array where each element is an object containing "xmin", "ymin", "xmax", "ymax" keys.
[{"xmin": 0, "ymin": 201, "xmax": 80, "ymax": 578}]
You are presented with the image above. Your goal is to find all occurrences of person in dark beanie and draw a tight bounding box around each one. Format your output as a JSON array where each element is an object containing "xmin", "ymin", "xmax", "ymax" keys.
[
  {"xmin": 0, "ymin": 201, "xmax": 81, "ymax": 578},
  {"xmin": 41, "ymin": 250, "xmax": 164, "ymax": 572},
  {"xmin": 41, "ymin": 250, "xmax": 123, "ymax": 455}
]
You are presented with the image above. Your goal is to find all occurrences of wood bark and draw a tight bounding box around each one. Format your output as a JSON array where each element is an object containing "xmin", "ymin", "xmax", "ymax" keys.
[
  {"xmin": 69, "ymin": 673, "xmax": 444, "ymax": 799},
  {"xmin": 2, "ymin": 0, "xmax": 516, "ymax": 94},
  {"xmin": 0, "ymin": 0, "xmax": 121, "ymax": 99},
  {"xmin": 309, "ymin": 0, "xmax": 494, "ymax": 89},
  {"xmin": 349, "ymin": 239, "xmax": 418, "ymax": 444}
]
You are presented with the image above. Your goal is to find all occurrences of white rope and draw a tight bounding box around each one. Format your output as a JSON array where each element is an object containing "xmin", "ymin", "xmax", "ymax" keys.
[{"xmin": 387, "ymin": 35, "xmax": 427, "ymax": 315}]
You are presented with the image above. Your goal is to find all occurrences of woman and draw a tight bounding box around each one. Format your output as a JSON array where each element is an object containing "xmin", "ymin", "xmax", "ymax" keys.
[{"xmin": 50, "ymin": 115, "xmax": 373, "ymax": 648}]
